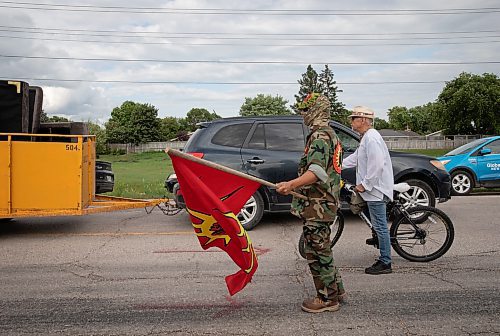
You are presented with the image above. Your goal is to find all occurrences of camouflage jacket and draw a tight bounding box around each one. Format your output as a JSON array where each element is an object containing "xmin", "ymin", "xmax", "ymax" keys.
[{"xmin": 291, "ymin": 126, "xmax": 342, "ymax": 222}]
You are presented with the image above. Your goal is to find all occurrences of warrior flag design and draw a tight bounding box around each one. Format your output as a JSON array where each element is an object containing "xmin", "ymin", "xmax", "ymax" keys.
[{"xmin": 168, "ymin": 152, "xmax": 260, "ymax": 296}]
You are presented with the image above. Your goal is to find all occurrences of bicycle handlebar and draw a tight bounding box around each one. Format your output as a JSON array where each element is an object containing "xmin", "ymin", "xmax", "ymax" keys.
[{"xmin": 342, "ymin": 180, "xmax": 356, "ymax": 193}]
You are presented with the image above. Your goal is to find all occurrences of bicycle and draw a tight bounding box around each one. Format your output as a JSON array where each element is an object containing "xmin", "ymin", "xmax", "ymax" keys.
[{"xmin": 298, "ymin": 182, "xmax": 455, "ymax": 262}]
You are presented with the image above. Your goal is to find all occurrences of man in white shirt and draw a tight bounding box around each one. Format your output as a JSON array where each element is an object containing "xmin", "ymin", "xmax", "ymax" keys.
[{"xmin": 342, "ymin": 106, "xmax": 394, "ymax": 275}]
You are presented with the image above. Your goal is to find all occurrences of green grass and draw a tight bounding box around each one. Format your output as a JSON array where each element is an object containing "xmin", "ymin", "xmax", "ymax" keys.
[
  {"xmin": 98, "ymin": 151, "xmax": 174, "ymax": 199},
  {"xmin": 394, "ymin": 149, "xmax": 448, "ymax": 158}
]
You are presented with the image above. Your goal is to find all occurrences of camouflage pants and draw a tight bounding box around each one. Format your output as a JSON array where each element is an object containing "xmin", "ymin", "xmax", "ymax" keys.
[{"xmin": 303, "ymin": 220, "xmax": 344, "ymax": 301}]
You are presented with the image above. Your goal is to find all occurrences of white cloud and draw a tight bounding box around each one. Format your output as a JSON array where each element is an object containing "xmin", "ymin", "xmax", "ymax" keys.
[{"xmin": 0, "ymin": 0, "xmax": 498, "ymax": 121}]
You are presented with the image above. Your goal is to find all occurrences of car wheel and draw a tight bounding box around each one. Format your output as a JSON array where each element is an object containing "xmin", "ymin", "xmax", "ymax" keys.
[
  {"xmin": 399, "ymin": 179, "xmax": 436, "ymax": 209},
  {"xmin": 450, "ymin": 170, "xmax": 473, "ymax": 195},
  {"xmin": 238, "ymin": 191, "xmax": 264, "ymax": 231}
]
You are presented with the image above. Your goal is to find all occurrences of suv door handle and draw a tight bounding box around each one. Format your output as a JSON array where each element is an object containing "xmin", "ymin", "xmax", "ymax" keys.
[{"xmin": 247, "ymin": 158, "xmax": 265, "ymax": 164}]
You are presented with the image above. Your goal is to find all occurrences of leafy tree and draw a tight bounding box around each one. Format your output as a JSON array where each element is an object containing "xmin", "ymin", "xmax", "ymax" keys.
[
  {"xmin": 421, "ymin": 102, "xmax": 445, "ymax": 133},
  {"xmin": 178, "ymin": 117, "xmax": 190, "ymax": 133},
  {"xmin": 159, "ymin": 116, "xmax": 181, "ymax": 141},
  {"xmin": 105, "ymin": 101, "xmax": 161, "ymax": 145},
  {"xmin": 386, "ymin": 103, "xmax": 444, "ymax": 134},
  {"xmin": 388, "ymin": 106, "xmax": 411, "ymax": 130},
  {"xmin": 318, "ymin": 65, "xmax": 345, "ymax": 118},
  {"xmin": 408, "ymin": 103, "xmax": 443, "ymax": 134},
  {"xmin": 49, "ymin": 116, "xmax": 70, "ymax": 122},
  {"xmin": 185, "ymin": 108, "xmax": 220, "ymax": 131},
  {"xmin": 87, "ymin": 122, "xmax": 109, "ymax": 154},
  {"xmin": 374, "ymin": 117, "xmax": 390, "ymax": 130},
  {"xmin": 39, "ymin": 110, "xmax": 49, "ymax": 122},
  {"xmin": 239, "ymin": 94, "xmax": 291, "ymax": 116},
  {"xmin": 437, "ymin": 72, "xmax": 500, "ymax": 134},
  {"xmin": 39, "ymin": 111, "xmax": 70, "ymax": 123}
]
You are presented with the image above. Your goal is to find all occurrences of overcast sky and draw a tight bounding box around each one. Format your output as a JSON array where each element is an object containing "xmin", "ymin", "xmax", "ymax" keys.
[{"xmin": 1, "ymin": 0, "xmax": 499, "ymax": 124}]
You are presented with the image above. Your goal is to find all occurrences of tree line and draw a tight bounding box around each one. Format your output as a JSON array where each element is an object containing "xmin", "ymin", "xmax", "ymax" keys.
[
  {"xmin": 42, "ymin": 68, "xmax": 500, "ymax": 154},
  {"xmin": 384, "ymin": 72, "xmax": 500, "ymax": 135}
]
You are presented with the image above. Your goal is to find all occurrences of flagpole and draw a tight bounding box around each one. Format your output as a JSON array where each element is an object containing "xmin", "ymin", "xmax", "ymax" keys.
[{"xmin": 166, "ymin": 148, "xmax": 307, "ymax": 200}]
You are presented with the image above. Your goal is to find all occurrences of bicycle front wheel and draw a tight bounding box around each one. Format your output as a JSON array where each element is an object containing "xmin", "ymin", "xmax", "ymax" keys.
[
  {"xmin": 390, "ymin": 206, "xmax": 454, "ymax": 262},
  {"xmin": 298, "ymin": 211, "xmax": 345, "ymax": 259}
]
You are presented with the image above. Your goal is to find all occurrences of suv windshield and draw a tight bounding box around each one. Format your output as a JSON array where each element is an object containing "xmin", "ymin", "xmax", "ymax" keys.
[{"xmin": 444, "ymin": 138, "xmax": 488, "ymax": 156}]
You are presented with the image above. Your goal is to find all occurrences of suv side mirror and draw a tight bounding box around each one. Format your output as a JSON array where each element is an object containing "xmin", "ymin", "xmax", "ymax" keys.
[{"xmin": 479, "ymin": 148, "xmax": 492, "ymax": 156}]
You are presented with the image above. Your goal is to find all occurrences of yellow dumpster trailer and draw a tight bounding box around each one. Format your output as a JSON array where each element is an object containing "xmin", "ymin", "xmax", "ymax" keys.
[
  {"xmin": 0, "ymin": 132, "xmax": 165, "ymax": 219},
  {"xmin": 1, "ymin": 79, "xmax": 166, "ymax": 220}
]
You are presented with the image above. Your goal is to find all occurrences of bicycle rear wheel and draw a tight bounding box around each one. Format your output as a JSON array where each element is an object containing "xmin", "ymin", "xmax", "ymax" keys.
[
  {"xmin": 390, "ymin": 206, "xmax": 454, "ymax": 262},
  {"xmin": 298, "ymin": 211, "xmax": 345, "ymax": 259}
]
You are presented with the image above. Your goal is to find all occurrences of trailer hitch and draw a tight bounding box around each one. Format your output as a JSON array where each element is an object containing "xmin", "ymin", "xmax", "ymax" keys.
[{"xmin": 145, "ymin": 198, "xmax": 183, "ymax": 216}]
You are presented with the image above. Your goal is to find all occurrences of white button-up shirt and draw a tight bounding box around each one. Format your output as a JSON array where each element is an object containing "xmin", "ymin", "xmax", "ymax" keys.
[{"xmin": 342, "ymin": 128, "xmax": 394, "ymax": 201}]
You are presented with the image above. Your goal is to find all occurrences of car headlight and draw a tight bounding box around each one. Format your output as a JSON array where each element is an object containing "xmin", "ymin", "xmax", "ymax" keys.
[
  {"xmin": 167, "ymin": 173, "xmax": 177, "ymax": 180},
  {"xmin": 430, "ymin": 160, "xmax": 447, "ymax": 170},
  {"xmin": 440, "ymin": 159, "xmax": 451, "ymax": 166}
]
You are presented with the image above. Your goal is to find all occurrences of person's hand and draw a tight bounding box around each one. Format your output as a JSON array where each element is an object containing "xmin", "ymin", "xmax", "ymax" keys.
[
  {"xmin": 355, "ymin": 184, "xmax": 365, "ymax": 193},
  {"xmin": 276, "ymin": 181, "xmax": 294, "ymax": 195}
]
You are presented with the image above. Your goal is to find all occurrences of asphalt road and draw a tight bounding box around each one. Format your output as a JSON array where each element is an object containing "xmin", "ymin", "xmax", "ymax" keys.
[{"xmin": 0, "ymin": 195, "xmax": 499, "ymax": 336}]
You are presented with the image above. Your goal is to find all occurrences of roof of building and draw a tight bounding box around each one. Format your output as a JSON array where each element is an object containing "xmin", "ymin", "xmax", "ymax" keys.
[{"xmin": 378, "ymin": 129, "xmax": 420, "ymax": 137}]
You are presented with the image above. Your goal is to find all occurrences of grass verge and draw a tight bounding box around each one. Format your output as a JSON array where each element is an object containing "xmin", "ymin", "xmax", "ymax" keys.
[
  {"xmin": 393, "ymin": 149, "xmax": 448, "ymax": 157},
  {"xmin": 98, "ymin": 151, "xmax": 173, "ymax": 199}
]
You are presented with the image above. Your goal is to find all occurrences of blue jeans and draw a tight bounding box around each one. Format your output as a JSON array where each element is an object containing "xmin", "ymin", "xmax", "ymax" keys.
[{"xmin": 366, "ymin": 199, "xmax": 392, "ymax": 265}]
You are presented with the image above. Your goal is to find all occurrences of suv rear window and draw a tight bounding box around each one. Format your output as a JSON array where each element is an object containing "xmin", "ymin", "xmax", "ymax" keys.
[{"xmin": 211, "ymin": 123, "xmax": 252, "ymax": 147}]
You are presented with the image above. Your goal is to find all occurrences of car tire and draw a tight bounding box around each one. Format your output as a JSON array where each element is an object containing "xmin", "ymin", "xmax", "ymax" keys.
[
  {"xmin": 400, "ymin": 179, "xmax": 436, "ymax": 208},
  {"xmin": 450, "ymin": 170, "xmax": 474, "ymax": 196},
  {"xmin": 238, "ymin": 191, "xmax": 264, "ymax": 231}
]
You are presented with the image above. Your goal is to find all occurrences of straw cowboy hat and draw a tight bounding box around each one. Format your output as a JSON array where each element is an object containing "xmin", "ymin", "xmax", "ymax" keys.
[{"xmin": 349, "ymin": 106, "xmax": 375, "ymax": 119}]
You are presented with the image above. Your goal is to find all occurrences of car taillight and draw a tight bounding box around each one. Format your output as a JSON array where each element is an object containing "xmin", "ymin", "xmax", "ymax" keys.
[{"xmin": 188, "ymin": 152, "xmax": 204, "ymax": 158}]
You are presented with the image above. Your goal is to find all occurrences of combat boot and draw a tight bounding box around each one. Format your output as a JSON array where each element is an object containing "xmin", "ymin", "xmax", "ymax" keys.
[
  {"xmin": 301, "ymin": 296, "xmax": 340, "ymax": 313},
  {"xmin": 338, "ymin": 288, "xmax": 347, "ymax": 303}
]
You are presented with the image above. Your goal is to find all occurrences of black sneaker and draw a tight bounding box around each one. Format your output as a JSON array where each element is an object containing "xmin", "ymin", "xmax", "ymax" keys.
[{"xmin": 365, "ymin": 260, "xmax": 392, "ymax": 275}]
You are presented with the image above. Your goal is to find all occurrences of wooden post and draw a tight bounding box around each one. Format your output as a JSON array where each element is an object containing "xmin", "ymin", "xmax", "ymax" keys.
[{"xmin": 166, "ymin": 148, "xmax": 307, "ymax": 200}]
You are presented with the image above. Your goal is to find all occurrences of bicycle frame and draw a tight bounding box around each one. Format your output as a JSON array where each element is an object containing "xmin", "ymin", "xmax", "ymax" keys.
[
  {"xmin": 358, "ymin": 211, "xmax": 373, "ymax": 229},
  {"xmin": 354, "ymin": 192, "xmax": 427, "ymax": 241}
]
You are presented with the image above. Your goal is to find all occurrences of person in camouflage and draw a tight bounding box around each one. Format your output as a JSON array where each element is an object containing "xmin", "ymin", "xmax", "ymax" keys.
[{"xmin": 276, "ymin": 93, "xmax": 345, "ymax": 313}]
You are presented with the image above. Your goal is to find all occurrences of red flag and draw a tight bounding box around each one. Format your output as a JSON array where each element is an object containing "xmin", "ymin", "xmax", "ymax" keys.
[{"xmin": 168, "ymin": 152, "xmax": 260, "ymax": 296}]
